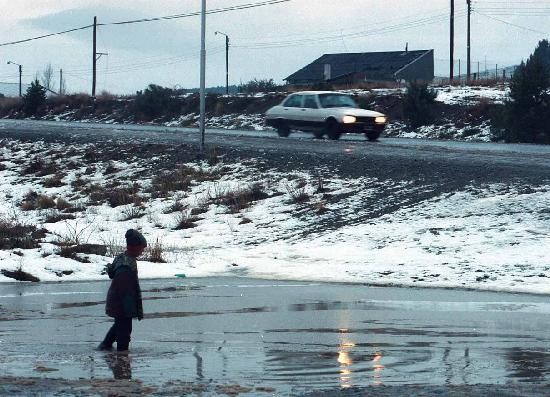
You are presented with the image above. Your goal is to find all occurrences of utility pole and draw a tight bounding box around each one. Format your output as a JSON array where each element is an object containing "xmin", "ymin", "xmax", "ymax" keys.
[
  {"xmin": 450, "ymin": 0, "xmax": 455, "ymax": 82},
  {"xmin": 59, "ymin": 69, "xmax": 63, "ymax": 95},
  {"xmin": 18, "ymin": 65, "xmax": 22, "ymax": 97},
  {"xmin": 199, "ymin": 0, "xmax": 206, "ymax": 153},
  {"xmin": 467, "ymin": 0, "xmax": 471, "ymax": 82},
  {"xmin": 215, "ymin": 31, "xmax": 230, "ymax": 95},
  {"xmin": 92, "ymin": 16, "xmax": 97, "ymax": 98}
]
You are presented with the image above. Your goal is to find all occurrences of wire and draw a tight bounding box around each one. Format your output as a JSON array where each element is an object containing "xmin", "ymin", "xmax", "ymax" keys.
[
  {"xmin": 234, "ymin": 12, "xmax": 466, "ymax": 49},
  {"xmin": 0, "ymin": 25, "xmax": 93, "ymax": 48},
  {"xmin": 0, "ymin": 0, "xmax": 291, "ymax": 47},
  {"xmin": 101, "ymin": 0, "xmax": 291, "ymax": 26},
  {"xmin": 473, "ymin": 11, "xmax": 550, "ymax": 36}
]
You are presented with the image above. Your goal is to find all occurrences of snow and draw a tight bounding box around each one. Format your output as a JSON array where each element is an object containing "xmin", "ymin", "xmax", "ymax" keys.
[
  {"xmin": 434, "ymin": 85, "xmax": 509, "ymax": 105},
  {"xmin": 0, "ymin": 139, "xmax": 548, "ymax": 295}
]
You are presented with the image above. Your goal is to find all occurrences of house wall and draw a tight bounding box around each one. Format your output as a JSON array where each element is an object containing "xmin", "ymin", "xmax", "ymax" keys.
[{"xmin": 395, "ymin": 50, "xmax": 434, "ymax": 82}]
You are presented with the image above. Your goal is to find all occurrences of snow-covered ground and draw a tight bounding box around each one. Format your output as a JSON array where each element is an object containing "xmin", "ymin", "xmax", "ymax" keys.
[{"xmin": 1, "ymin": 138, "xmax": 547, "ymax": 294}]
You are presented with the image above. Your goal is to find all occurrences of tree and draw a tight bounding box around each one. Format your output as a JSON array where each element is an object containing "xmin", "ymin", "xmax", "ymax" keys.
[
  {"xmin": 402, "ymin": 81, "xmax": 437, "ymax": 128},
  {"xmin": 503, "ymin": 40, "xmax": 550, "ymax": 143},
  {"xmin": 134, "ymin": 84, "xmax": 178, "ymax": 119},
  {"xmin": 23, "ymin": 79, "xmax": 47, "ymax": 116},
  {"xmin": 41, "ymin": 63, "xmax": 56, "ymax": 93}
]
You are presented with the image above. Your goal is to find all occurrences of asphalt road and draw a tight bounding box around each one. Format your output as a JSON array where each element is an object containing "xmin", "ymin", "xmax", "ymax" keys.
[
  {"xmin": 1, "ymin": 119, "xmax": 550, "ymax": 176},
  {"xmin": 0, "ymin": 278, "xmax": 549, "ymax": 396}
]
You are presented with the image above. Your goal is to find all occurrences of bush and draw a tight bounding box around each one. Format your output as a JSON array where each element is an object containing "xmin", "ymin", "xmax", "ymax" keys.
[
  {"xmin": 134, "ymin": 84, "xmax": 179, "ymax": 120},
  {"xmin": 402, "ymin": 81, "xmax": 437, "ymax": 128},
  {"xmin": 22, "ymin": 79, "xmax": 47, "ymax": 116},
  {"xmin": 239, "ymin": 78, "xmax": 281, "ymax": 94},
  {"xmin": 501, "ymin": 40, "xmax": 550, "ymax": 143}
]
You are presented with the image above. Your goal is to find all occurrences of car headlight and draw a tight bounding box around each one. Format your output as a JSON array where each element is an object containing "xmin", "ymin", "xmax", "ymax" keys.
[
  {"xmin": 375, "ymin": 116, "xmax": 387, "ymax": 124},
  {"xmin": 342, "ymin": 115, "xmax": 357, "ymax": 124}
]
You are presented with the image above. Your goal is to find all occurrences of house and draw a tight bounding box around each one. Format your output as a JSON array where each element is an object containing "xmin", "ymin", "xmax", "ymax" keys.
[{"xmin": 285, "ymin": 49, "xmax": 434, "ymax": 86}]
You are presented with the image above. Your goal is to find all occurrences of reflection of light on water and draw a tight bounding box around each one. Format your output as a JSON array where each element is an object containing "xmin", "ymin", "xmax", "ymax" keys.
[
  {"xmin": 338, "ymin": 330, "xmax": 355, "ymax": 389},
  {"xmin": 372, "ymin": 352, "xmax": 385, "ymax": 386}
]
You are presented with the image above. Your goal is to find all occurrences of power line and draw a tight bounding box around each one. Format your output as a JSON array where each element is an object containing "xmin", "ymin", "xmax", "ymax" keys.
[
  {"xmin": 473, "ymin": 11, "xmax": 550, "ymax": 36},
  {"xmin": 0, "ymin": 0, "xmax": 291, "ymax": 48},
  {"xmin": 234, "ymin": 12, "xmax": 466, "ymax": 49},
  {"xmin": 0, "ymin": 25, "xmax": 93, "ymax": 48}
]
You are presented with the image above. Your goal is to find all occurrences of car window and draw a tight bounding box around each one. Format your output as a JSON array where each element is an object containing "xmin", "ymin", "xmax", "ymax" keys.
[
  {"xmin": 318, "ymin": 94, "xmax": 358, "ymax": 108},
  {"xmin": 283, "ymin": 95, "xmax": 303, "ymax": 108},
  {"xmin": 303, "ymin": 95, "xmax": 318, "ymax": 109}
]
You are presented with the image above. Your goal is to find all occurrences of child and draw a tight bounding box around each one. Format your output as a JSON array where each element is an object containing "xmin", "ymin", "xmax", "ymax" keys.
[{"xmin": 98, "ymin": 229, "xmax": 147, "ymax": 351}]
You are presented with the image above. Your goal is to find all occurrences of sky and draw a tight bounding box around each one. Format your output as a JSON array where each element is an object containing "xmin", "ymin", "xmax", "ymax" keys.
[{"xmin": 0, "ymin": 0, "xmax": 549, "ymax": 95}]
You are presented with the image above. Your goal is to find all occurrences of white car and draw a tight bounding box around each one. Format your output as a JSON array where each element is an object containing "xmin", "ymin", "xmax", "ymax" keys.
[{"xmin": 265, "ymin": 91, "xmax": 387, "ymax": 141}]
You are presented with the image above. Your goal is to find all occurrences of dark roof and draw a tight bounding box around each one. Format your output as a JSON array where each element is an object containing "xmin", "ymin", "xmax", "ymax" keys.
[{"xmin": 285, "ymin": 50, "xmax": 432, "ymax": 82}]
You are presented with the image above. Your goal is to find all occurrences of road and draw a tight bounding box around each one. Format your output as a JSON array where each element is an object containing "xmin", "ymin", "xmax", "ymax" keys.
[
  {"xmin": 0, "ymin": 278, "xmax": 549, "ymax": 396},
  {"xmin": 1, "ymin": 119, "xmax": 550, "ymax": 173}
]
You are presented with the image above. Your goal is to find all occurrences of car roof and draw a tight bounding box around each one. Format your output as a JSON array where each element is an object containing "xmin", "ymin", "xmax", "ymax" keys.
[{"xmin": 290, "ymin": 91, "xmax": 349, "ymax": 95}]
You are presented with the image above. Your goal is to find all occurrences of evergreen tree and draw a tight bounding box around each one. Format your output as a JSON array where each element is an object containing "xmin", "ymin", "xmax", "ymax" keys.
[
  {"xmin": 402, "ymin": 81, "xmax": 437, "ymax": 129},
  {"xmin": 22, "ymin": 79, "xmax": 47, "ymax": 116},
  {"xmin": 505, "ymin": 40, "xmax": 550, "ymax": 143}
]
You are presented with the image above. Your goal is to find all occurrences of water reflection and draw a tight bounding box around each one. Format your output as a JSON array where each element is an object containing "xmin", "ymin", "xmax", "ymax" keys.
[
  {"xmin": 337, "ymin": 329, "xmax": 354, "ymax": 389},
  {"xmin": 104, "ymin": 352, "xmax": 132, "ymax": 380},
  {"xmin": 506, "ymin": 348, "xmax": 549, "ymax": 380}
]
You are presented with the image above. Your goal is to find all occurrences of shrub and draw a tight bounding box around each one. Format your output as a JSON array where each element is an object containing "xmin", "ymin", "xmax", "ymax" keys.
[
  {"xmin": 22, "ymin": 79, "xmax": 47, "ymax": 116},
  {"xmin": 402, "ymin": 81, "xmax": 437, "ymax": 128},
  {"xmin": 501, "ymin": 40, "xmax": 550, "ymax": 143},
  {"xmin": 134, "ymin": 84, "xmax": 179, "ymax": 119}
]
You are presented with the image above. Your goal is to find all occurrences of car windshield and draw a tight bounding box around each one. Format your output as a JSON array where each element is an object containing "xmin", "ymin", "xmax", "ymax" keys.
[{"xmin": 318, "ymin": 94, "xmax": 358, "ymax": 108}]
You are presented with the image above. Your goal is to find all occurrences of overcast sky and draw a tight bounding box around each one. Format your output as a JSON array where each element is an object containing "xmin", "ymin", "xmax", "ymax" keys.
[{"xmin": 0, "ymin": 0, "xmax": 548, "ymax": 94}]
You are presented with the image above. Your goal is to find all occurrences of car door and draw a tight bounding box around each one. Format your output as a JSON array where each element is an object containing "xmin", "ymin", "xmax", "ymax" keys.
[
  {"xmin": 280, "ymin": 94, "xmax": 304, "ymax": 128},
  {"xmin": 301, "ymin": 95, "xmax": 322, "ymax": 130}
]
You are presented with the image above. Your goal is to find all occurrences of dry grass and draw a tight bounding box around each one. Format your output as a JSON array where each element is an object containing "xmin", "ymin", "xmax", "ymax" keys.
[
  {"xmin": 173, "ymin": 211, "xmax": 199, "ymax": 230},
  {"xmin": 0, "ymin": 218, "xmax": 47, "ymax": 249},
  {"xmin": 285, "ymin": 183, "xmax": 310, "ymax": 204},
  {"xmin": 20, "ymin": 191, "xmax": 56, "ymax": 211},
  {"xmin": 21, "ymin": 159, "xmax": 58, "ymax": 176},
  {"xmin": 149, "ymin": 165, "xmax": 218, "ymax": 198},
  {"xmin": 121, "ymin": 205, "xmax": 146, "ymax": 220},
  {"xmin": 213, "ymin": 183, "xmax": 269, "ymax": 213},
  {"xmin": 42, "ymin": 173, "xmax": 65, "ymax": 188},
  {"xmin": 143, "ymin": 238, "xmax": 167, "ymax": 263},
  {"xmin": 88, "ymin": 184, "xmax": 141, "ymax": 207},
  {"xmin": 1, "ymin": 268, "xmax": 40, "ymax": 282}
]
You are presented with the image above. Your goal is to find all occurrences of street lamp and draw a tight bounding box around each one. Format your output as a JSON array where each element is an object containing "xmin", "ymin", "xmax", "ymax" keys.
[
  {"xmin": 215, "ymin": 31, "xmax": 230, "ymax": 95},
  {"xmin": 7, "ymin": 60, "xmax": 22, "ymax": 97}
]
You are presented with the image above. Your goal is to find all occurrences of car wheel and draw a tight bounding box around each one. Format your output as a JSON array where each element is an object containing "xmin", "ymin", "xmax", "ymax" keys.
[
  {"xmin": 365, "ymin": 131, "xmax": 380, "ymax": 141},
  {"xmin": 277, "ymin": 122, "xmax": 290, "ymax": 138},
  {"xmin": 325, "ymin": 119, "xmax": 341, "ymax": 140}
]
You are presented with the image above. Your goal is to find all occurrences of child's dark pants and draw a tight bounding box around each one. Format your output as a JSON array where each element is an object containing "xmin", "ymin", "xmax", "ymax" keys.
[{"xmin": 102, "ymin": 317, "xmax": 133, "ymax": 351}]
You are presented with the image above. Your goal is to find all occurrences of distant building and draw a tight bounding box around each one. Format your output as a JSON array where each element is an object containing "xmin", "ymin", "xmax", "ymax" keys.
[{"xmin": 285, "ymin": 49, "xmax": 434, "ymax": 86}]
